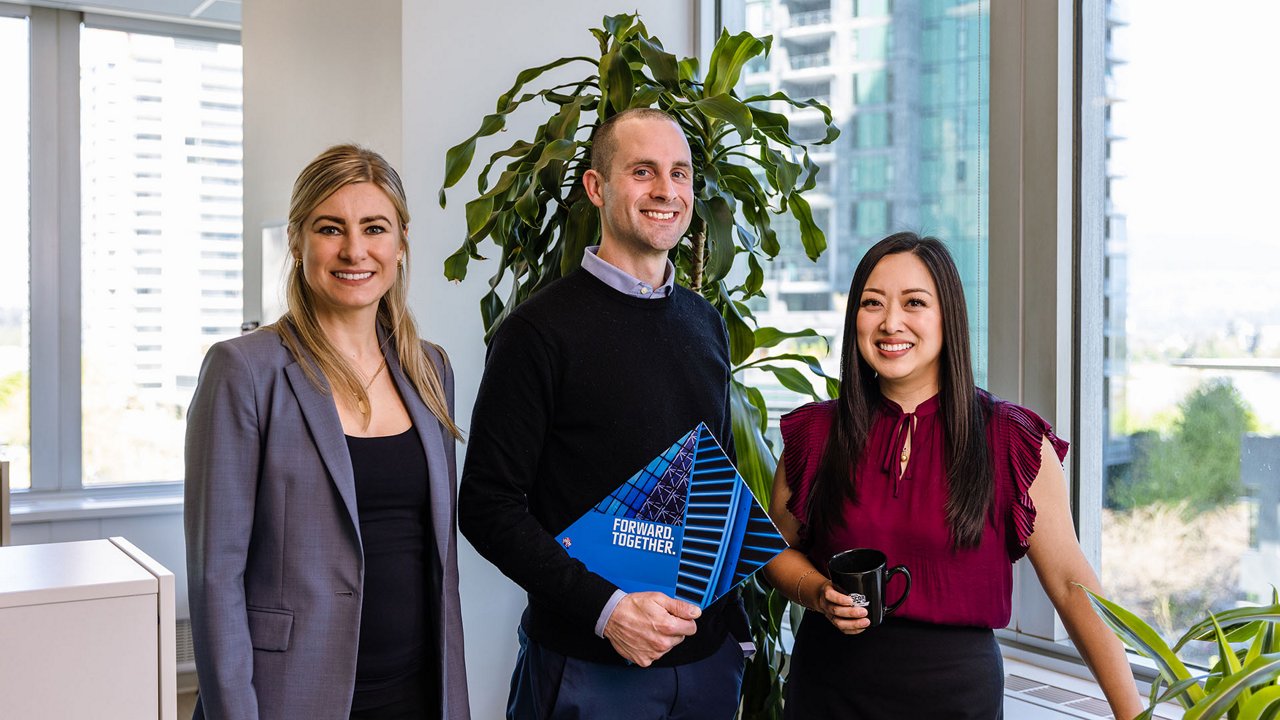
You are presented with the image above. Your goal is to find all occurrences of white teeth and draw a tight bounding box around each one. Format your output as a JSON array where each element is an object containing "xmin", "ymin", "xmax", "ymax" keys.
[
  {"xmin": 879, "ymin": 342, "xmax": 913, "ymax": 352},
  {"xmin": 334, "ymin": 271, "xmax": 372, "ymax": 280},
  {"xmin": 643, "ymin": 211, "xmax": 675, "ymax": 220}
]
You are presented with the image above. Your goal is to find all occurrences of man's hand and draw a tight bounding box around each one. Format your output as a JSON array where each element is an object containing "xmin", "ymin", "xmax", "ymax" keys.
[{"xmin": 602, "ymin": 592, "xmax": 700, "ymax": 667}]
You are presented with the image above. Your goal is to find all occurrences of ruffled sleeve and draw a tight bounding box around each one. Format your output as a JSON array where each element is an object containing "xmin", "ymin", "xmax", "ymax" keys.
[
  {"xmin": 996, "ymin": 400, "xmax": 1069, "ymax": 562},
  {"xmin": 778, "ymin": 400, "xmax": 836, "ymax": 547}
]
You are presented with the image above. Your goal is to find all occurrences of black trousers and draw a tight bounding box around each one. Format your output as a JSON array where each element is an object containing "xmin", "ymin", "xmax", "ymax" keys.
[{"xmin": 784, "ymin": 612, "xmax": 1004, "ymax": 719}]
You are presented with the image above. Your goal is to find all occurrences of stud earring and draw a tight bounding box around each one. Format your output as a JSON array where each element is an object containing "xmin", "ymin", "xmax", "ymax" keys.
[{"xmin": 295, "ymin": 257, "xmax": 302, "ymax": 269}]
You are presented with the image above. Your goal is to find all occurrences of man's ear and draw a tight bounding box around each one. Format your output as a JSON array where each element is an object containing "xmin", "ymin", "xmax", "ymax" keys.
[{"xmin": 583, "ymin": 168, "xmax": 606, "ymax": 209}]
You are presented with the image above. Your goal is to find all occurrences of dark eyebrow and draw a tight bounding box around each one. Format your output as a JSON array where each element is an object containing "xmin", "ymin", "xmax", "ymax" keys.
[
  {"xmin": 627, "ymin": 159, "xmax": 694, "ymax": 171},
  {"xmin": 311, "ymin": 215, "xmax": 345, "ymax": 226},
  {"xmin": 862, "ymin": 287, "xmax": 934, "ymax": 296},
  {"xmin": 360, "ymin": 215, "xmax": 392, "ymax": 225}
]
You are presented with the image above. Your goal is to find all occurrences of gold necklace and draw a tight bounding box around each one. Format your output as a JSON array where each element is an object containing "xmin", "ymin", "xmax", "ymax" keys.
[{"xmin": 355, "ymin": 358, "xmax": 387, "ymax": 415}]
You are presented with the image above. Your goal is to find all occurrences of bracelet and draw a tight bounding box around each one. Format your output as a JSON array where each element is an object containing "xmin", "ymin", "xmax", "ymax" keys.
[{"xmin": 793, "ymin": 569, "xmax": 817, "ymax": 608}]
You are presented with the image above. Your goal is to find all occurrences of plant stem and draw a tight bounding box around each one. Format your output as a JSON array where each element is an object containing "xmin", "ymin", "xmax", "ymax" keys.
[{"xmin": 690, "ymin": 215, "xmax": 706, "ymax": 293}]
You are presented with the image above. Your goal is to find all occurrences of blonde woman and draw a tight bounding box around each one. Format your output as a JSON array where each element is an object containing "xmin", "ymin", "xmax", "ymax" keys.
[{"xmin": 185, "ymin": 145, "xmax": 470, "ymax": 719}]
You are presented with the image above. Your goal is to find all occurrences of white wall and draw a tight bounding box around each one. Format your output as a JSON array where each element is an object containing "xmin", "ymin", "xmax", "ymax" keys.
[
  {"xmin": 241, "ymin": 0, "xmax": 404, "ymax": 325},
  {"xmin": 401, "ymin": 2, "xmax": 698, "ymax": 714}
]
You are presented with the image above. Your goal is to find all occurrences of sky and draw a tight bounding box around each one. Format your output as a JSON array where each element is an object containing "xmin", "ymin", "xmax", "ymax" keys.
[{"xmin": 1108, "ymin": 0, "xmax": 1280, "ymax": 346}]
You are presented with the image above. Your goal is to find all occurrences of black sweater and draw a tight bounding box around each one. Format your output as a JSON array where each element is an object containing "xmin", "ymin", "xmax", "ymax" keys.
[{"xmin": 458, "ymin": 269, "xmax": 744, "ymax": 665}]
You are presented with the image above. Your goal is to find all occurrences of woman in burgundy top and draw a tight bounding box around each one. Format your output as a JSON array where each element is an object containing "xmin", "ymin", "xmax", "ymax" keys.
[{"xmin": 762, "ymin": 233, "xmax": 1142, "ymax": 719}]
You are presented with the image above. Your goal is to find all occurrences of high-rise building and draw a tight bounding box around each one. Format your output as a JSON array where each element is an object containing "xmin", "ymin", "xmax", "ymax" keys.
[
  {"xmin": 727, "ymin": 0, "xmax": 989, "ymax": 413},
  {"xmin": 79, "ymin": 29, "xmax": 243, "ymax": 483}
]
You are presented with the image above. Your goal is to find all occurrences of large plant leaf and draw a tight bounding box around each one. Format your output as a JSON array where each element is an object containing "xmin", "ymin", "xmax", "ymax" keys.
[
  {"xmin": 788, "ymin": 192, "xmax": 827, "ymax": 261},
  {"xmin": 464, "ymin": 195, "xmax": 495, "ymax": 239},
  {"xmin": 698, "ymin": 195, "xmax": 737, "ymax": 284},
  {"xmin": 1179, "ymin": 606, "xmax": 1280, "ymax": 651},
  {"xmin": 602, "ymin": 12, "xmax": 636, "ymax": 38},
  {"xmin": 762, "ymin": 146, "xmax": 802, "ymax": 196},
  {"xmin": 704, "ymin": 29, "xmax": 767, "ymax": 98},
  {"xmin": 749, "ymin": 364, "xmax": 819, "ymax": 401},
  {"xmin": 1209, "ymin": 613, "xmax": 1250, "ymax": 709},
  {"xmin": 742, "ymin": 91, "xmax": 840, "ymax": 144},
  {"xmin": 599, "ymin": 48, "xmax": 634, "ymax": 116},
  {"xmin": 1185, "ymin": 655, "xmax": 1280, "ymax": 720},
  {"xmin": 1238, "ymin": 686, "xmax": 1280, "ymax": 720},
  {"xmin": 496, "ymin": 56, "xmax": 597, "ymax": 112},
  {"xmin": 440, "ymin": 112, "xmax": 507, "ymax": 204},
  {"xmin": 693, "ymin": 94, "xmax": 753, "ymax": 143},
  {"xmin": 730, "ymin": 379, "xmax": 777, "ymax": 504},
  {"xmin": 1081, "ymin": 587, "xmax": 1204, "ymax": 707},
  {"xmin": 443, "ymin": 246, "xmax": 472, "ymax": 282},
  {"xmin": 754, "ymin": 326, "xmax": 827, "ymax": 350},
  {"xmin": 559, "ymin": 196, "xmax": 599, "ymax": 275},
  {"xmin": 634, "ymin": 34, "xmax": 679, "ymax": 90},
  {"xmin": 738, "ymin": 353, "xmax": 832, "ymax": 385}
]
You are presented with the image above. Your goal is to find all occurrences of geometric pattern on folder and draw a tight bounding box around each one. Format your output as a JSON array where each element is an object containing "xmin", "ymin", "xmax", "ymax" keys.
[
  {"xmin": 571, "ymin": 423, "xmax": 789, "ymax": 608},
  {"xmin": 593, "ymin": 427, "xmax": 697, "ymax": 525},
  {"xmin": 671, "ymin": 424, "xmax": 789, "ymax": 607}
]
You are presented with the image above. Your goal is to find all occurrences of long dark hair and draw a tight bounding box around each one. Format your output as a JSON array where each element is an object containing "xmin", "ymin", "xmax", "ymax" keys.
[{"xmin": 808, "ymin": 232, "xmax": 992, "ymax": 549}]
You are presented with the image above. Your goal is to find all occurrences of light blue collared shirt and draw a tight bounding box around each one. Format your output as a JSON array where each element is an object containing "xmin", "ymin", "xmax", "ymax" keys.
[{"xmin": 580, "ymin": 245, "xmax": 675, "ymax": 299}]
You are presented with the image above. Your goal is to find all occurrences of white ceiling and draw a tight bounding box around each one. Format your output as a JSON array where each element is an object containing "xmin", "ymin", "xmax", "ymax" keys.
[{"xmin": 27, "ymin": 0, "xmax": 240, "ymax": 27}]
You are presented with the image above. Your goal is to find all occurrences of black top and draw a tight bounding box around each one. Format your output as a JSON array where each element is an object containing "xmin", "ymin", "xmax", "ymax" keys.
[
  {"xmin": 458, "ymin": 268, "xmax": 747, "ymax": 666},
  {"xmin": 347, "ymin": 427, "xmax": 439, "ymax": 714}
]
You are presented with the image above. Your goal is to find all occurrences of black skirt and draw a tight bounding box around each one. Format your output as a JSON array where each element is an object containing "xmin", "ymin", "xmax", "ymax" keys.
[{"xmin": 784, "ymin": 612, "xmax": 1004, "ymax": 719}]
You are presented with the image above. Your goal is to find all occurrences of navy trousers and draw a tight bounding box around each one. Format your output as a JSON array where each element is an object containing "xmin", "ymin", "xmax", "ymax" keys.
[{"xmin": 507, "ymin": 625, "xmax": 746, "ymax": 720}]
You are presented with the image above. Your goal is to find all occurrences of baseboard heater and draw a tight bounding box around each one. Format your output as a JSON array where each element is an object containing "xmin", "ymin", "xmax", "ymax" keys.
[{"xmin": 1005, "ymin": 673, "xmax": 1173, "ymax": 719}]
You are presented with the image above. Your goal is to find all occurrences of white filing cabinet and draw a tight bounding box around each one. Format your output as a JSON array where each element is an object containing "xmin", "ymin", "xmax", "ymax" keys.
[{"xmin": 0, "ymin": 537, "xmax": 176, "ymax": 720}]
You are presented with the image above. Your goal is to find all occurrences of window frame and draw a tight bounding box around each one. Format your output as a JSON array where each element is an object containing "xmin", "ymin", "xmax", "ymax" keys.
[{"xmin": 13, "ymin": 3, "xmax": 241, "ymax": 501}]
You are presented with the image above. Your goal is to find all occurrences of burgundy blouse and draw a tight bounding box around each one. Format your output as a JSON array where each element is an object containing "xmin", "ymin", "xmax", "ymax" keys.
[{"xmin": 779, "ymin": 391, "xmax": 1068, "ymax": 629}]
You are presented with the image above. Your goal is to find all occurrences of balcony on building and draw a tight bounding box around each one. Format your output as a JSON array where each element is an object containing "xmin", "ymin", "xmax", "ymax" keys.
[
  {"xmin": 783, "ymin": 0, "xmax": 834, "ymax": 38},
  {"xmin": 781, "ymin": 79, "xmax": 831, "ymax": 109},
  {"xmin": 783, "ymin": 36, "xmax": 833, "ymax": 75}
]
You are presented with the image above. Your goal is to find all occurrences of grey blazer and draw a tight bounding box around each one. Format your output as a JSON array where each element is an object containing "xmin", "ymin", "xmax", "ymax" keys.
[{"xmin": 184, "ymin": 325, "xmax": 470, "ymax": 720}]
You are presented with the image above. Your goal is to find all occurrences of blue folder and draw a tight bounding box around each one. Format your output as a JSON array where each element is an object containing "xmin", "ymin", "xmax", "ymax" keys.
[{"xmin": 555, "ymin": 423, "xmax": 789, "ymax": 608}]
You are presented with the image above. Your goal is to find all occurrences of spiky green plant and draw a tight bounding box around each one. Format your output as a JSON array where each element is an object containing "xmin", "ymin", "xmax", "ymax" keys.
[{"xmin": 1085, "ymin": 587, "xmax": 1280, "ymax": 720}]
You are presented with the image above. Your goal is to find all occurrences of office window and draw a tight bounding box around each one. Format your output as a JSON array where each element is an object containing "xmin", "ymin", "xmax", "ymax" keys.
[
  {"xmin": 855, "ymin": 24, "xmax": 891, "ymax": 61},
  {"xmin": 1092, "ymin": 1, "xmax": 1280, "ymax": 666},
  {"xmin": 80, "ymin": 26, "xmax": 243, "ymax": 486},
  {"xmin": 0, "ymin": 15, "xmax": 30, "ymax": 490},
  {"xmin": 853, "ymin": 69, "xmax": 891, "ymax": 105},
  {"xmin": 721, "ymin": 0, "xmax": 988, "ymax": 411},
  {"xmin": 854, "ymin": 111, "xmax": 891, "ymax": 148}
]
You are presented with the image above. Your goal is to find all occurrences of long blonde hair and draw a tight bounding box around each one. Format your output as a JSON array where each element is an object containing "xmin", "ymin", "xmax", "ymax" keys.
[{"xmin": 270, "ymin": 144, "xmax": 462, "ymax": 439}]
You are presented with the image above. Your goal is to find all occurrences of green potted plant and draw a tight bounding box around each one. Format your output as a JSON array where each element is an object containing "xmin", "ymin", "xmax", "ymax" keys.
[
  {"xmin": 438, "ymin": 13, "xmax": 840, "ymax": 718},
  {"xmin": 1085, "ymin": 587, "xmax": 1280, "ymax": 719}
]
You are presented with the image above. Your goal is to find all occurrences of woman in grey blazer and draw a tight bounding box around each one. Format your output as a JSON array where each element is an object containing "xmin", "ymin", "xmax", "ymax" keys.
[{"xmin": 185, "ymin": 145, "xmax": 470, "ymax": 719}]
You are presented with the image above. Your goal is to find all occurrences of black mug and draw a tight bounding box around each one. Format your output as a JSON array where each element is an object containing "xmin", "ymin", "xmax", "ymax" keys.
[{"xmin": 828, "ymin": 548, "xmax": 911, "ymax": 627}]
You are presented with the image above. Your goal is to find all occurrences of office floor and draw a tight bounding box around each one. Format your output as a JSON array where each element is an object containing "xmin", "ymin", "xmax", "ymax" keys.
[{"xmin": 178, "ymin": 689, "xmax": 196, "ymax": 718}]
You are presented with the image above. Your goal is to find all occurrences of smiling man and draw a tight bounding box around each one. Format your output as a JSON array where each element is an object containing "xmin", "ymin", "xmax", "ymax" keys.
[{"xmin": 459, "ymin": 109, "xmax": 749, "ymax": 720}]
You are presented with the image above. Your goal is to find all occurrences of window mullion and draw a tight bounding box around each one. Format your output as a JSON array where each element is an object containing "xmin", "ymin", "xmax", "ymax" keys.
[
  {"xmin": 1073, "ymin": 0, "xmax": 1107, "ymax": 573},
  {"xmin": 990, "ymin": 0, "xmax": 1076, "ymax": 643},
  {"xmin": 28, "ymin": 6, "xmax": 81, "ymax": 493}
]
